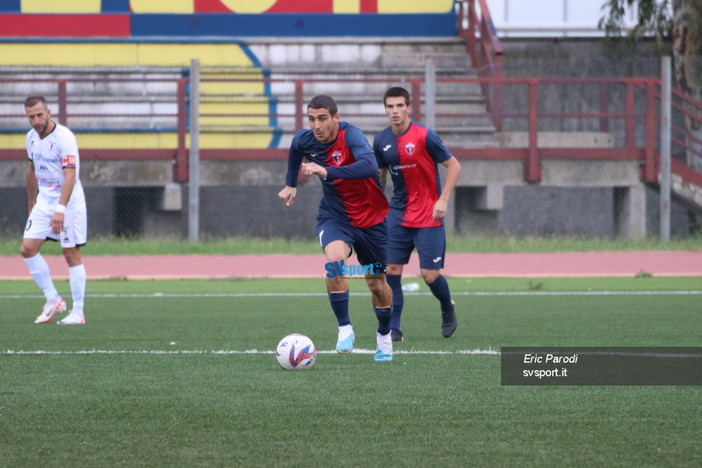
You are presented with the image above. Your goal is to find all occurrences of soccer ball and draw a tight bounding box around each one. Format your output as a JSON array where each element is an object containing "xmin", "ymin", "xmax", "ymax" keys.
[{"xmin": 276, "ymin": 334, "xmax": 316, "ymax": 371}]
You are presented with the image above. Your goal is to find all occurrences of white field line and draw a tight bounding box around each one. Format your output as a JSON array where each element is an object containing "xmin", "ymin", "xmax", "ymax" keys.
[
  {"xmin": 4, "ymin": 349, "xmax": 701, "ymax": 358},
  {"xmin": 2, "ymin": 348, "xmax": 499, "ymax": 356},
  {"xmin": 1, "ymin": 290, "xmax": 701, "ymax": 300}
]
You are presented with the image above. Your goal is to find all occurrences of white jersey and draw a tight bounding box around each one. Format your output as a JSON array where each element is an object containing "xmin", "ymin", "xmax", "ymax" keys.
[{"xmin": 26, "ymin": 123, "xmax": 84, "ymax": 204}]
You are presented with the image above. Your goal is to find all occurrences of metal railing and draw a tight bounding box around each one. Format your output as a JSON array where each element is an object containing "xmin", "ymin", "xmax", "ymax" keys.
[
  {"xmin": 456, "ymin": 0, "xmax": 503, "ymax": 130},
  {"xmin": 1, "ymin": 74, "xmax": 701, "ymax": 189}
]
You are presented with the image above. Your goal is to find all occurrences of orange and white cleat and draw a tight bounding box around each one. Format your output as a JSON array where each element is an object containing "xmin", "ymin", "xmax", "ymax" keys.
[{"xmin": 34, "ymin": 298, "xmax": 67, "ymax": 324}]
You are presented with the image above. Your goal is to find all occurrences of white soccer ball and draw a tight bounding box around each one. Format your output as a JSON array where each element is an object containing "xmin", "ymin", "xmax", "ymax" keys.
[{"xmin": 276, "ymin": 334, "xmax": 317, "ymax": 371}]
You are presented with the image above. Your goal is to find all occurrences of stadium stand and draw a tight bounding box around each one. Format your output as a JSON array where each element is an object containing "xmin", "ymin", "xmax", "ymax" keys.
[{"xmin": 0, "ymin": 0, "xmax": 700, "ymax": 239}]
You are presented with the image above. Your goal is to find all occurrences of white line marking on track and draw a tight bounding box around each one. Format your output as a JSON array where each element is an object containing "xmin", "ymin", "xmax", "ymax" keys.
[{"xmin": 1, "ymin": 290, "xmax": 701, "ymax": 300}]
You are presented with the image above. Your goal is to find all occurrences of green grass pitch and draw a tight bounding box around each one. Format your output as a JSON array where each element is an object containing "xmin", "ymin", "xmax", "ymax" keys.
[{"xmin": 1, "ymin": 277, "xmax": 701, "ymax": 467}]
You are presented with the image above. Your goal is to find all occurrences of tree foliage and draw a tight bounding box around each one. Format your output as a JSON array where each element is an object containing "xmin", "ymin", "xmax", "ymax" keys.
[
  {"xmin": 600, "ymin": 1, "xmax": 702, "ymax": 171},
  {"xmin": 598, "ymin": 0, "xmax": 675, "ymax": 49}
]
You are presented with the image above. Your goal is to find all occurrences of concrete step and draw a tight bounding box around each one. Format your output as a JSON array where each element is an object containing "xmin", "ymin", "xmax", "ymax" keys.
[
  {"xmin": 380, "ymin": 52, "xmax": 471, "ymax": 69},
  {"xmin": 671, "ymin": 174, "xmax": 702, "ymax": 214},
  {"xmin": 248, "ymin": 37, "xmax": 473, "ymax": 71}
]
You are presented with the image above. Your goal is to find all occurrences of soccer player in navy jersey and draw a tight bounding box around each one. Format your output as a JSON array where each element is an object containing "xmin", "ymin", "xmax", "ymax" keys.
[
  {"xmin": 278, "ymin": 95, "xmax": 394, "ymax": 361},
  {"xmin": 373, "ymin": 87, "xmax": 462, "ymax": 342}
]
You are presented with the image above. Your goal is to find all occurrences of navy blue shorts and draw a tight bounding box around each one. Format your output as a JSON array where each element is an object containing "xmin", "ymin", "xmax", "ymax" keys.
[
  {"xmin": 316, "ymin": 218, "xmax": 388, "ymax": 273},
  {"xmin": 387, "ymin": 222, "xmax": 446, "ymax": 270}
]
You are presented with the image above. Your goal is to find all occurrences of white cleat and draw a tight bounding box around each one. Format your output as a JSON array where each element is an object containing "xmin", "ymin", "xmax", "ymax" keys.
[
  {"xmin": 35, "ymin": 298, "xmax": 67, "ymax": 324},
  {"xmin": 375, "ymin": 331, "xmax": 393, "ymax": 362},
  {"xmin": 57, "ymin": 310, "xmax": 85, "ymax": 325},
  {"xmin": 336, "ymin": 324, "xmax": 355, "ymax": 353}
]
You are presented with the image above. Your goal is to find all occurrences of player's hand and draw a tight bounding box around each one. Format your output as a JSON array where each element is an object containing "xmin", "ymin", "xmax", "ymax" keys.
[
  {"xmin": 433, "ymin": 199, "xmax": 448, "ymax": 221},
  {"xmin": 51, "ymin": 212, "xmax": 64, "ymax": 235},
  {"xmin": 301, "ymin": 162, "xmax": 327, "ymax": 178},
  {"xmin": 278, "ymin": 186, "xmax": 297, "ymax": 207}
]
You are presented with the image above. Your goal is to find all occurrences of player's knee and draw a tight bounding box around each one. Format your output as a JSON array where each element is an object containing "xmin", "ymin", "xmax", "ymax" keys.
[
  {"xmin": 421, "ymin": 269, "xmax": 440, "ymax": 284},
  {"xmin": 20, "ymin": 244, "xmax": 37, "ymax": 258},
  {"xmin": 366, "ymin": 278, "xmax": 388, "ymax": 296},
  {"xmin": 62, "ymin": 248, "xmax": 82, "ymax": 267}
]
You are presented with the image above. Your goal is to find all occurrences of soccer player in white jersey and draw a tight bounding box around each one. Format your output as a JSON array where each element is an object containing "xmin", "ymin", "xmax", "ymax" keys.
[{"xmin": 21, "ymin": 96, "xmax": 88, "ymax": 325}]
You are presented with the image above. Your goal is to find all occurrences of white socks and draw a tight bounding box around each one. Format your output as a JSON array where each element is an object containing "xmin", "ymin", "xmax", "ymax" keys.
[
  {"xmin": 69, "ymin": 264, "xmax": 86, "ymax": 315},
  {"xmin": 24, "ymin": 253, "xmax": 59, "ymax": 302},
  {"xmin": 338, "ymin": 324, "xmax": 354, "ymax": 341}
]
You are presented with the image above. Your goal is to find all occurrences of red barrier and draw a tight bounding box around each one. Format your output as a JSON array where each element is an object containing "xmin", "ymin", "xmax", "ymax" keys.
[
  {"xmin": 1, "ymin": 75, "xmax": 700, "ymax": 188},
  {"xmin": 0, "ymin": 14, "xmax": 130, "ymax": 37}
]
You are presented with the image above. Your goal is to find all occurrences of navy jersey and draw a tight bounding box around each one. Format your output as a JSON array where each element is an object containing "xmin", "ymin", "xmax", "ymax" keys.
[
  {"xmin": 286, "ymin": 121, "xmax": 389, "ymax": 229},
  {"xmin": 373, "ymin": 121, "xmax": 452, "ymax": 228}
]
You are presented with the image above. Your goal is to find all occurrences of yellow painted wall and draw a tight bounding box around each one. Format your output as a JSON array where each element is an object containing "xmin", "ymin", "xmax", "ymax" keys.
[
  {"xmin": 219, "ymin": 0, "xmax": 278, "ymax": 13},
  {"xmin": 129, "ymin": 0, "xmax": 193, "ymax": 14},
  {"xmin": 21, "ymin": 0, "xmax": 102, "ymax": 13},
  {"xmin": 378, "ymin": 0, "xmax": 454, "ymax": 13},
  {"xmin": 0, "ymin": 43, "xmax": 254, "ymax": 67},
  {"xmin": 0, "ymin": 131, "xmax": 274, "ymax": 150},
  {"xmin": 333, "ymin": 0, "xmax": 360, "ymax": 14},
  {"xmin": 19, "ymin": 0, "xmax": 453, "ymax": 14}
]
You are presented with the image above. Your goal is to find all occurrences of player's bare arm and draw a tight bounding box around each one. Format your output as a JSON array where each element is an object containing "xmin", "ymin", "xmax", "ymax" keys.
[
  {"xmin": 433, "ymin": 156, "xmax": 462, "ymax": 222},
  {"xmin": 278, "ymin": 186, "xmax": 297, "ymax": 207},
  {"xmin": 26, "ymin": 161, "xmax": 38, "ymax": 214},
  {"xmin": 378, "ymin": 167, "xmax": 388, "ymax": 191},
  {"xmin": 301, "ymin": 162, "xmax": 328, "ymax": 178},
  {"xmin": 52, "ymin": 167, "xmax": 76, "ymax": 234}
]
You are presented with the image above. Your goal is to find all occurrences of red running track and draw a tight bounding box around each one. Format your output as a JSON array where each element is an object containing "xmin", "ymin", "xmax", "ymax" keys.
[{"xmin": 1, "ymin": 251, "xmax": 701, "ymax": 280}]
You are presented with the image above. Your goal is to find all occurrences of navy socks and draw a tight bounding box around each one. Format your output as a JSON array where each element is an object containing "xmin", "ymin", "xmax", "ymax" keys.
[
  {"xmin": 427, "ymin": 274, "xmax": 453, "ymax": 312},
  {"xmin": 386, "ymin": 274, "xmax": 403, "ymax": 331},
  {"xmin": 374, "ymin": 306, "xmax": 392, "ymax": 335},
  {"xmin": 328, "ymin": 291, "xmax": 350, "ymax": 326}
]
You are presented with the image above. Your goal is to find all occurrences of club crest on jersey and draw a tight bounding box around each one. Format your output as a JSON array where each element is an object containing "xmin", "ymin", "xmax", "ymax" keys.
[
  {"xmin": 405, "ymin": 142, "xmax": 416, "ymax": 156},
  {"xmin": 331, "ymin": 151, "xmax": 342, "ymax": 164}
]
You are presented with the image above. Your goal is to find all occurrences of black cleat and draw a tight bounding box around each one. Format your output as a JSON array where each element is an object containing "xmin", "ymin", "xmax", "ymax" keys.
[
  {"xmin": 441, "ymin": 300, "xmax": 457, "ymax": 338},
  {"xmin": 390, "ymin": 329, "xmax": 404, "ymax": 342}
]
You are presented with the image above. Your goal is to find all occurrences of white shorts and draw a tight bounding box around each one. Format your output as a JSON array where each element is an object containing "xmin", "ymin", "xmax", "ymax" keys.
[{"xmin": 24, "ymin": 195, "xmax": 87, "ymax": 248}]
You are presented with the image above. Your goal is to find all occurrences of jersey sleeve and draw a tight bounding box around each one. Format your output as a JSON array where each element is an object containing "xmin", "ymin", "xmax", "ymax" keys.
[
  {"xmin": 372, "ymin": 134, "xmax": 388, "ymax": 169},
  {"xmin": 425, "ymin": 129, "xmax": 452, "ymax": 164},
  {"xmin": 60, "ymin": 132, "xmax": 79, "ymax": 168},
  {"xmin": 285, "ymin": 131, "xmax": 305, "ymax": 187},
  {"xmin": 326, "ymin": 126, "xmax": 378, "ymax": 180},
  {"xmin": 26, "ymin": 131, "xmax": 33, "ymax": 161}
]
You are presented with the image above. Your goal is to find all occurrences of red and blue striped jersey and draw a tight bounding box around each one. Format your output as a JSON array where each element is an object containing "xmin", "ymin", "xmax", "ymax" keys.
[
  {"xmin": 286, "ymin": 121, "xmax": 389, "ymax": 229},
  {"xmin": 373, "ymin": 121, "xmax": 452, "ymax": 228}
]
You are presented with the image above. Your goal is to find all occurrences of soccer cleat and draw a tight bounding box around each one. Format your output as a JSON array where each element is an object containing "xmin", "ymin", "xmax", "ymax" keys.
[
  {"xmin": 336, "ymin": 325, "xmax": 354, "ymax": 353},
  {"xmin": 375, "ymin": 332, "xmax": 393, "ymax": 361},
  {"xmin": 34, "ymin": 298, "xmax": 67, "ymax": 324},
  {"xmin": 390, "ymin": 329, "xmax": 404, "ymax": 342},
  {"xmin": 441, "ymin": 300, "xmax": 457, "ymax": 338},
  {"xmin": 57, "ymin": 310, "xmax": 85, "ymax": 325}
]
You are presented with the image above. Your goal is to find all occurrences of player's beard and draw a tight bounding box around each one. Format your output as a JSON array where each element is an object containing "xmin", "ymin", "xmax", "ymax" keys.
[{"xmin": 35, "ymin": 121, "xmax": 47, "ymax": 135}]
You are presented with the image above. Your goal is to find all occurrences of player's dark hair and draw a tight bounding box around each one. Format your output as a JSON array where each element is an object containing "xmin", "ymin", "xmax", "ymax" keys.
[
  {"xmin": 24, "ymin": 96, "xmax": 47, "ymax": 108},
  {"xmin": 383, "ymin": 87, "xmax": 411, "ymax": 107},
  {"xmin": 307, "ymin": 95, "xmax": 338, "ymax": 116}
]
